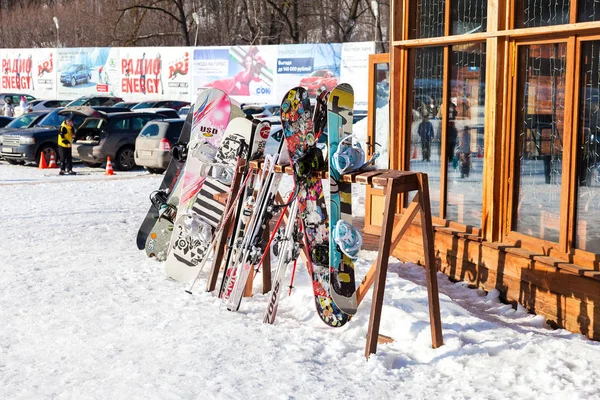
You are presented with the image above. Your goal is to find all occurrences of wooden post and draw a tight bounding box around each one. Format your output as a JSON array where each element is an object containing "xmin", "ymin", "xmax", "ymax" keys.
[
  {"xmin": 416, "ymin": 173, "xmax": 444, "ymax": 349},
  {"xmin": 365, "ymin": 178, "xmax": 399, "ymax": 357}
]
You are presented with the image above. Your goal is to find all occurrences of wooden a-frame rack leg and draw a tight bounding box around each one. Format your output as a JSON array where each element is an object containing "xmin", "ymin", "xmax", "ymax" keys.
[{"xmin": 205, "ymin": 165, "xmax": 443, "ymax": 358}]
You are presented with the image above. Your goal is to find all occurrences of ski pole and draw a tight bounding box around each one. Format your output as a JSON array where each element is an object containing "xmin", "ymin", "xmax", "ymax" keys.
[{"xmin": 185, "ymin": 163, "xmax": 254, "ymax": 294}]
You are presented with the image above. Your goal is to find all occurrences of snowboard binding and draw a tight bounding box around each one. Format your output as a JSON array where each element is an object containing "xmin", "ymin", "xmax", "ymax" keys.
[
  {"xmin": 332, "ymin": 134, "xmax": 379, "ymax": 175},
  {"xmin": 294, "ymin": 146, "xmax": 326, "ymax": 179},
  {"xmin": 311, "ymin": 244, "xmax": 329, "ymax": 267},
  {"xmin": 170, "ymin": 143, "xmax": 188, "ymax": 162},
  {"xmin": 150, "ymin": 189, "xmax": 169, "ymax": 211},
  {"xmin": 331, "ymin": 220, "xmax": 363, "ymax": 260}
]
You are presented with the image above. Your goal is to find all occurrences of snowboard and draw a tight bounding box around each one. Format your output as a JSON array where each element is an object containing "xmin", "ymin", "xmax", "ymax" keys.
[
  {"xmin": 281, "ymin": 87, "xmax": 348, "ymax": 328},
  {"xmin": 328, "ymin": 83, "xmax": 358, "ymax": 315},
  {"xmin": 136, "ymin": 111, "xmax": 192, "ymax": 250},
  {"xmin": 165, "ymin": 117, "xmax": 254, "ymax": 283}
]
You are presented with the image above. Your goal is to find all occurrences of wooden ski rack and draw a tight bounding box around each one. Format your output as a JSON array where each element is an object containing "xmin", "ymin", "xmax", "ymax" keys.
[{"xmin": 208, "ymin": 160, "xmax": 443, "ymax": 357}]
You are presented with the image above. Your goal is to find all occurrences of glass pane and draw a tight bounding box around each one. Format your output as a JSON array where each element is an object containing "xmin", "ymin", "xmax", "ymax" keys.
[
  {"xmin": 374, "ymin": 62, "xmax": 390, "ymax": 168},
  {"xmin": 409, "ymin": 47, "xmax": 444, "ymax": 215},
  {"xmin": 513, "ymin": 44, "xmax": 566, "ymax": 241},
  {"xmin": 446, "ymin": 43, "xmax": 486, "ymax": 226},
  {"xmin": 576, "ymin": 41, "xmax": 600, "ymax": 252},
  {"xmin": 518, "ymin": 0, "xmax": 570, "ymax": 28},
  {"xmin": 410, "ymin": 0, "xmax": 446, "ymax": 39},
  {"xmin": 451, "ymin": 0, "xmax": 488, "ymax": 35},
  {"xmin": 578, "ymin": 0, "xmax": 600, "ymax": 22}
]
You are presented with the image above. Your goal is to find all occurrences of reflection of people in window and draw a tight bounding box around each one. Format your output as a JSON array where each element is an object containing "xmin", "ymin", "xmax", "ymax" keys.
[
  {"xmin": 459, "ymin": 126, "xmax": 471, "ymax": 178},
  {"xmin": 418, "ymin": 116, "xmax": 434, "ymax": 162},
  {"xmin": 205, "ymin": 47, "xmax": 265, "ymax": 96}
]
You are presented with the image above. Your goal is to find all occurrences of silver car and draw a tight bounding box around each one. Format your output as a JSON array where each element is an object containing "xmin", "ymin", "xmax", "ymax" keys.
[{"xmin": 134, "ymin": 119, "xmax": 185, "ymax": 174}]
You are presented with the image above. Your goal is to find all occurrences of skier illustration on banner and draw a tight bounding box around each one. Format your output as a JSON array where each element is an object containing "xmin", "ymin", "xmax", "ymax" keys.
[{"xmin": 205, "ymin": 46, "xmax": 266, "ymax": 96}]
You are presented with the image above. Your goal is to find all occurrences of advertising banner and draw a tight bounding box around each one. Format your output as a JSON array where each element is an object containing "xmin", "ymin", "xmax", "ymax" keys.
[
  {"xmin": 340, "ymin": 42, "xmax": 375, "ymax": 111},
  {"xmin": 1, "ymin": 49, "xmax": 36, "ymax": 93},
  {"xmin": 192, "ymin": 45, "xmax": 276, "ymax": 103},
  {"xmin": 32, "ymin": 49, "xmax": 57, "ymax": 98},
  {"xmin": 56, "ymin": 47, "xmax": 121, "ymax": 99},
  {"xmin": 119, "ymin": 47, "xmax": 190, "ymax": 101},
  {"xmin": 274, "ymin": 43, "xmax": 342, "ymax": 102}
]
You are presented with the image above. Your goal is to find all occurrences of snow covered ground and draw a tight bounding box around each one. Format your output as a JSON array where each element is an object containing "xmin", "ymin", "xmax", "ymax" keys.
[{"xmin": 2, "ymin": 162, "xmax": 600, "ymax": 399}]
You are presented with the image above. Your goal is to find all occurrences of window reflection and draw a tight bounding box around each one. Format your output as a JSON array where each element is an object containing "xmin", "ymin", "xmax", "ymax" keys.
[
  {"xmin": 410, "ymin": 47, "xmax": 444, "ymax": 215},
  {"xmin": 451, "ymin": 0, "xmax": 487, "ymax": 35},
  {"xmin": 374, "ymin": 63, "xmax": 390, "ymax": 168},
  {"xmin": 513, "ymin": 44, "xmax": 566, "ymax": 242},
  {"xmin": 446, "ymin": 43, "xmax": 485, "ymax": 226},
  {"xmin": 576, "ymin": 41, "xmax": 600, "ymax": 252},
  {"xmin": 518, "ymin": 0, "xmax": 570, "ymax": 28},
  {"xmin": 410, "ymin": 0, "xmax": 446, "ymax": 39},
  {"xmin": 578, "ymin": 0, "xmax": 600, "ymax": 22}
]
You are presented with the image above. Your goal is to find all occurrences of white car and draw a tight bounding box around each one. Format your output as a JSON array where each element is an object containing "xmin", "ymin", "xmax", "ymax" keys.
[{"xmin": 29, "ymin": 99, "xmax": 70, "ymax": 112}]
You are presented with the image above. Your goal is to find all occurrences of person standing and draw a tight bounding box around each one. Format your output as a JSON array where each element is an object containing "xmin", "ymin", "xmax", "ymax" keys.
[
  {"xmin": 58, "ymin": 116, "xmax": 75, "ymax": 175},
  {"xmin": 418, "ymin": 116, "xmax": 434, "ymax": 162},
  {"xmin": 3, "ymin": 97, "xmax": 14, "ymax": 117},
  {"xmin": 19, "ymin": 96, "xmax": 29, "ymax": 114}
]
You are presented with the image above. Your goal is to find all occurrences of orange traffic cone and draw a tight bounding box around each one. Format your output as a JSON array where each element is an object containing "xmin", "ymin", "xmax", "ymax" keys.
[
  {"xmin": 105, "ymin": 156, "xmax": 115, "ymax": 175},
  {"xmin": 38, "ymin": 153, "xmax": 48, "ymax": 169},
  {"xmin": 48, "ymin": 152, "xmax": 58, "ymax": 168},
  {"xmin": 411, "ymin": 145, "xmax": 418, "ymax": 160}
]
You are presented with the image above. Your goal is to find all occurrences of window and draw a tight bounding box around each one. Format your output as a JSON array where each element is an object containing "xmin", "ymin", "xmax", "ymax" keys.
[
  {"xmin": 410, "ymin": 0, "xmax": 446, "ymax": 39},
  {"xmin": 140, "ymin": 123, "xmax": 160, "ymax": 137},
  {"xmin": 107, "ymin": 118, "xmax": 129, "ymax": 131},
  {"xmin": 517, "ymin": 0, "xmax": 570, "ymax": 28}
]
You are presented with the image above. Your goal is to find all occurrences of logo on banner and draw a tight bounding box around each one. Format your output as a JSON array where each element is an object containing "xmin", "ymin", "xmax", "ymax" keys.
[
  {"xmin": 36, "ymin": 53, "xmax": 53, "ymax": 85},
  {"xmin": 121, "ymin": 53, "xmax": 163, "ymax": 95},
  {"xmin": 2, "ymin": 55, "xmax": 33, "ymax": 90},
  {"xmin": 168, "ymin": 52, "xmax": 189, "ymax": 89}
]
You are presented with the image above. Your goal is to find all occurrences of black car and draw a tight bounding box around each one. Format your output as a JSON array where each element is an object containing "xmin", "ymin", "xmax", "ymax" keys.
[
  {"xmin": 66, "ymin": 96, "xmax": 125, "ymax": 107},
  {"xmin": 0, "ymin": 107, "xmax": 87, "ymax": 165},
  {"xmin": 131, "ymin": 100, "xmax": 190, "ymax": 112},
  {"xmin": 69, "ymin": 109, "xmax": 165, "ymax": 170},
  {"xmin": 113, "ymin": 101, "xmax": 140, "ymax": 110},
  {"xmin": 0, "ymin": 111, "xmax": 49, "ymax": 132},
  {"xmin": 0, "ymin": 116, "xmax": 13, "ymax": 127}
]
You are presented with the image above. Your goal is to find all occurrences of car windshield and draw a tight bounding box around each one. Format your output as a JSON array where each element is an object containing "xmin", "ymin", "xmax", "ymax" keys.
[
  {"xmin": 66, "ymin": 65, "xmax": 79, "ymax": 72},
  {"xmin": 6, "ymin": 114, "xmax": 38, "ymax": 128},
  {"xmin": 67, "ymin": 98, "xmax": 88, "ymax": 106},
  {"xmin": 132, "ymin": 102, "xmax": 155, "ymax": 109},
  {"xmin": 38, "ymin": 109, "xmax": 63, "ymax": 127},
  {"xmin": 310, "ymin": 70, "xmax": 327, "ymax": 77}
]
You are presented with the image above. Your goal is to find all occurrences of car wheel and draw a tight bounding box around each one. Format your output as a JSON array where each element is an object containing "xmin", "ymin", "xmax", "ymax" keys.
[
  {"xmin": 115, "ymin": 147, "xmax": 136, "ymax": 171},
  {"xmin": 146, "ymin": 167, "xmax": 165, "ymax": 174},
  {"xmin": 37, "ymin": 145, "xmax": 57, "ymax": 167},
  {"xmin": 83, "ymin": 161, "xmax": 103, "ymax": 168},
  {"xmin": 71, "ymin": 77, "xmax": 76, "ymax": 87}
]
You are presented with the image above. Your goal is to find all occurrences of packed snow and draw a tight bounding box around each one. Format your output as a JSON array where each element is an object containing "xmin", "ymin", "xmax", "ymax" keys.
[{"xmin": 2, "ymin": 162, "xmax": 600, "ymax": 400}]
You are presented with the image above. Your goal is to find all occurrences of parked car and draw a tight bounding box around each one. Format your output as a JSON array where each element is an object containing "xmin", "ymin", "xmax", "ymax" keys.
[
  {"xmin": 133, "ymin": 107, "xmax": 180, "ymax": 119},
  {"xmin": 69, "ymin": 109, "xmax": 165, "ymax": 171},
  {"xmin": 178, "ymin": 105, "xmax": 190, "ymax": 118},
  {"xmin": 113, "ymin": 101, "xmax": 140, "ymax": 110},
  {"xmin": 60, "ymin": 64, "xmax": 92, "ymax": 87},
  {"xmin": 0, "ymin": 93, "xmax": 36, "ymax": 115},
  {"xmin": 134, "ymin": 118, "xmax": 186, "ymax": 174},
  {"xmin": 131, "ymin": 100, "xmax": 190, "ymax": 112},
  {"xmin": 0, "ymin": 116, "xmax": 13, "ymax": 127},
  {"xmin": 29, "ymin": 99, "xmax": 70, "ymax": 112},
  {"xmin": 0, "ymin": 111, "xmax": 49, "ymax": 133},
  {"xmin": 299, "ymin": 70, "xmax": 338, "ymax": 97},
  {"xmin": 0, "ymin": 107, "xmax": 88, "ymax": 165},
  {"xmin": 66, "ymin": 96, "xmax": 125, "ymax": 107}
]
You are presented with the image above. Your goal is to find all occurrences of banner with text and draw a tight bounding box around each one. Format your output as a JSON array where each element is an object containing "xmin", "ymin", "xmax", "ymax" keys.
[
  {"xmin": 192, "ymin": 45, "xmax": 276, "ymax": 103},
  {"xmin": 340, "ymin": 42, "xmax": 375, "ymax": 111},
  {"xmin": 1, "ymin": 49, "xmax": 37, "ymax": 94},
  {"xmin": 274, "ymin": 43, "xmax": 342, "ymax": 101}
]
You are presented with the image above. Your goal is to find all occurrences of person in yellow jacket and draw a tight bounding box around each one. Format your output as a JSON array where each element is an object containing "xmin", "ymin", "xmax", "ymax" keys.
[{"xmin": 58, "ymin": 116, "xmax": 75, "ymax": 175}]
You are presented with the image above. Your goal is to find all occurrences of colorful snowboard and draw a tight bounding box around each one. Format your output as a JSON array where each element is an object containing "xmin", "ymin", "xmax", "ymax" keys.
[
  {"xmin": 328, "ymin": 83, "xmax": 358, "ymax": 315},
  {"xmin": 165, "ymin": 117, "xmax": 253, "ymax": 283},
  {"xmin": 281, "ymin": 87, "xmax": 348, "ymax": 328},
  {"xmin": 137, "ymin": 111, "xmax": 192, "ymax": 250}
]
